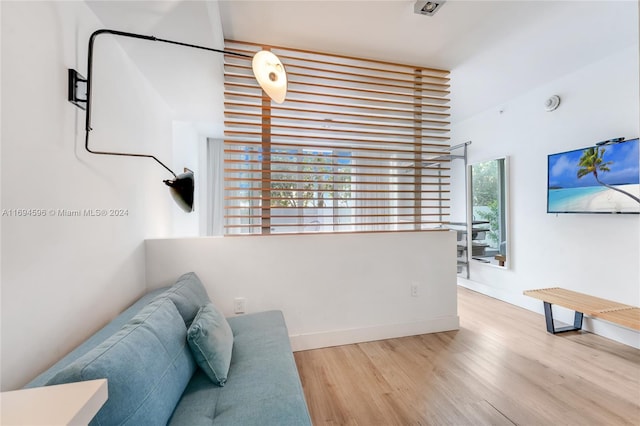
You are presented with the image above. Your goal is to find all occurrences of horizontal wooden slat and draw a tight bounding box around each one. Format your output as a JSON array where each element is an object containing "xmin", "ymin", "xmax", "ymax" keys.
[
  {"xmin": 225, "ymin": 130, "xmax": 449, "ymax": 145},
  {"xmin": 224, "ymin": 149, "xmax": 450, "ymax": 163},
  {"xmin": 225, "ymin": 70, "xmax": 450, "ymax": 95},
  {"xmin": 224, "ymin": 98, "xmax": 451, "ymax": 118},
  {"xmin": 225, "ymin": 121, "xmax": 449, "ymax": 137},
  {"xmin": 224, "ymin": 111, "xmax": 448, "ymax": 131},
  {"xmin": 225, "ymin": 207, "xmax": 449, "ymax": 212},
  {"xmin": 225, "ymin": 88, "xmax": 450, "ymax": 110},
  {"xmin": 224, "ymin": 81, "xmax": 449, "ymax": 102},
  {"xmin": 224, "ymin": 107, "xmax": 449, "ymax": 127},
  {"xmin": 225, "ymin": 229, "xmax": 450, "ymax": 238},
  {"xmin": 226, "ymin": 220, "xmax": 450, "ymax": 228},
  {"xmin": 225, "ymin": 103, "xmax": 450, "ymax": 126},
  {"xmin": 225, "ymin": 156, "xmax": 448, "ymax": 168},
  {"xmin": 225, "ymin": 169, "xmax": 450, "ymax": 178},
  {"xmin": 225, "ymin": 176, "xmax": 449, "ymax": 185},
  {"xmin": 225, "ymin": 187, "xmax": 449, "ymax": 194},
  {"xmin": 225, "ymin": 205, "xmax": 450, "ymax": 211},
  {"xmin": 225, "ymin": 195, "xmax": 450, "ymax": 202},
  {"xmin": 226, "ymin": 212, "xmax": 450, "ymax": 218},
  {"xmin": 224, "ymin": 139, "xmax": 447, "ymax": 156},
  {"xmin": 227, "ymin": 210, "xmax": 450, "ymax": 215},
  {"xmin": 225, "ymin": 159, "xmax": 449, "ymax": 170}
]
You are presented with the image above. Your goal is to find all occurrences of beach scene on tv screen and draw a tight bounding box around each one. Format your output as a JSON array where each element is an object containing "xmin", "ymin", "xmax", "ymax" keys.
[{"xmin": 548, "ymin": 138, "xmax": 640, "ymax": 213}]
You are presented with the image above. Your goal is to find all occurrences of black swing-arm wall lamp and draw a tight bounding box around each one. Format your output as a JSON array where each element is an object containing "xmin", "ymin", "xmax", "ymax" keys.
[{"xmin": 69, "ymin": 28, "xmax": 287, "ymax": 212}]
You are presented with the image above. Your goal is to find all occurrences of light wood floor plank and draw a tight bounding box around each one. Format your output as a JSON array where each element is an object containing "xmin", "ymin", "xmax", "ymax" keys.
[{"xmin": 294, "ymin": 287, "xmax": 640, "ymax": 425}]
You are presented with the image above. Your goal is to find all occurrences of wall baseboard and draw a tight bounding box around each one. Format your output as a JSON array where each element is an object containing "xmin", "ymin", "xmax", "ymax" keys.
[
  {"xmin": 289, "ymin": 316, "xmax": 460, "ymax": 352},
  {"xmin": 457, "ymin": 279, "xmax": 640, "ymax": 350}
]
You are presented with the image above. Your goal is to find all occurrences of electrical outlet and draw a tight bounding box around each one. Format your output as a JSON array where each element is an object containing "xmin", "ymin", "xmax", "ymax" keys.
[
  {"xmin": 234, "ymin": 297, "xmax": 246, "ymax": 314},
  {"xmin": 411, "ymin": 282, "xmax": 419, "ymax": 297}
]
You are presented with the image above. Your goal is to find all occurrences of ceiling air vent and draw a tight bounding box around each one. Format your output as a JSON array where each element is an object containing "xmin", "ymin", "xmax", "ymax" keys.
[{"xmin": 414, "ymin": 0, "xmax": 446, "ymax": 16}]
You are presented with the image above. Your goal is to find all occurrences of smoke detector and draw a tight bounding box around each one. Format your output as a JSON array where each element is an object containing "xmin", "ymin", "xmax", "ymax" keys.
[
  {"xmin": 544, "ymin": 95, "xmax": 561, "ymax": 112},
  {"xmin": 414, "ymin": 0, "xmax": 446, "ymax": 16}
]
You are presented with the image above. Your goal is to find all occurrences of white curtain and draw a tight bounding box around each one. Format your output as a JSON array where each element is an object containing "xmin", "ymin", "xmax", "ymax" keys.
[{"xmin": 208, "ymin": 138, "xmax": 225, "ymax": 236}]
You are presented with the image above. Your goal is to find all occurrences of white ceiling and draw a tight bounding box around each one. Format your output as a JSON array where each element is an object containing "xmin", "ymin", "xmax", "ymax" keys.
[{"xmin": 87, "ymin": 0, "xmax": 639, "ymax": 125}]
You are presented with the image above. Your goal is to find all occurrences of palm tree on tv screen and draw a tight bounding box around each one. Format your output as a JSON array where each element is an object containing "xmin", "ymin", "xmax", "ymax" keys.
[{"xmin": 577, "ymin": 147, "xmax": 640, "ymax": 203}]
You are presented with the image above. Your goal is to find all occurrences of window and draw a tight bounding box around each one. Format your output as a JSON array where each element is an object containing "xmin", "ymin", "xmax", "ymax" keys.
[{"xmin": 222, "ymin": 41, "xmax": 451, "ymax": 235}]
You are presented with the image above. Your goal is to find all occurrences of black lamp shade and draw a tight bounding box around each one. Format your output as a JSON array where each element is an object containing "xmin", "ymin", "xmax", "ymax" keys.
[{"xmin": 164, "ymin": 170, "xmax": 194, "ymax": 212}]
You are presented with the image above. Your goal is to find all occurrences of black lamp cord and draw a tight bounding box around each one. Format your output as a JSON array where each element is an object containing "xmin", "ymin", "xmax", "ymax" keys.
[{"xmin": 83, "ymin": 28, "xmax": 251, "ymax": 179}]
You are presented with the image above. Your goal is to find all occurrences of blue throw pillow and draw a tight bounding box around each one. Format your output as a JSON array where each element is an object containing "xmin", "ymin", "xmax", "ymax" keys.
[
  {"xmin": 47, "ymin": 297, "xmax": 196, "ymax": 426},
  {"xmin": 163, "ymin": 272, "xmax": 211, "ymax": 326},
  {"xmin": 187, "ymin": 303, "xmax": 234, "ymax": 386}
]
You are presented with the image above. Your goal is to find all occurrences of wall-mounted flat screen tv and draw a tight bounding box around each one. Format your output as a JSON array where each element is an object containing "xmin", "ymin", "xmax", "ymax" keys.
[{"xmin": 548, "ymin": 138, "xmax": 640, "ymax": 214}]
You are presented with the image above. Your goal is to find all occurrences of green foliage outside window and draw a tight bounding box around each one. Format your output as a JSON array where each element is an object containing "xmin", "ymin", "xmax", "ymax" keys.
[
  {"xmin": 270, "ymin": 151, "xmax": 352, "ymax": 208},
  {"xmin": 476, "ymin": 201, "xmax": 499, "ymax": 245},
  {"xmin": 472, "ymin": 160, "xmax": 499, "ymax": 247}
]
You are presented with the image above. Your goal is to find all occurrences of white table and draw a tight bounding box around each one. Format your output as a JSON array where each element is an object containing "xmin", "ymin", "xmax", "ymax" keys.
[{"xmin": 0, "ymin": 379, "xmax": 107, "ymax": 425}]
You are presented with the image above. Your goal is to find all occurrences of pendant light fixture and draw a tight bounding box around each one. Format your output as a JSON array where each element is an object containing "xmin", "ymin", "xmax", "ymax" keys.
[
  {"xmin": 69, "ymin": 29, "xmax": 288, "ymax": 212},
  {"xmin": 252, "ymin": 50, "xmax": 287, "ymax": 104}
]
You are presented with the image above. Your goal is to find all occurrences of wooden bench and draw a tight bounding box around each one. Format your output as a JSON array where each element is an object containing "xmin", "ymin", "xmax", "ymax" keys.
[{"xmin": 524, "ymin": 287, "xmax": 640, "ymax": 334}]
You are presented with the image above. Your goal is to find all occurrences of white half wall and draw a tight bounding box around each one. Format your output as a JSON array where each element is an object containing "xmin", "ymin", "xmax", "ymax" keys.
[
  {"xmin": 451, "ymin": 45, "xmax": 640, "ymax": 348},
  {"xmin": 145, "ymin": 231, "xmax": 459, "ymax": 350},
  {"xmin": 1, "ymin": 1, "xmax": 175, "ymax": 390}
]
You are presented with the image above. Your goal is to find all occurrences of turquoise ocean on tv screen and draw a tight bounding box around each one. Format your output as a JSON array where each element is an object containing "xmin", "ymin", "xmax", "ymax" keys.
[{"xmin": 548, "ymin": 186, "xmax": 607, "ymax": 211}]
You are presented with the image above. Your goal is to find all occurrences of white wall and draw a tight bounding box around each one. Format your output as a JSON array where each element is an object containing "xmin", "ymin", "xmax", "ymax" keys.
[
  {"xmin": 171, "ymin": 121, "xmax": 201, "ymax": 236},
  {"xmin": 0, "ymin": 1, "xmax": 175, "ymax": 390},
  {"xmin": 451, "ymin": 46, "xmax": 640, "ymax": 348},
  {"xmin": 145, "ymin": 231, "xmax": 459, "ymax": 350}
]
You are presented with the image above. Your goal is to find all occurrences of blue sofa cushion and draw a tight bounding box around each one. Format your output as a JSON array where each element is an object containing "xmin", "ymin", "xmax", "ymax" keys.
[
  {"xmin": 169, "ymin": 311, "xmax": 312, "ymax": 426},
  {"xmin": 162, "ymin": 272, "xmax": 211, "ymax": 326},
  {"xmin": 26, "ymin": 287, "xmax": 169, "ymax": 389},
  {"xmin": 187, "ymin": 303, "xmax": 234, "ymax": 386},
  {"xmin": 47, "ymin": 297, "xmax": 196, "ymax": 426}
]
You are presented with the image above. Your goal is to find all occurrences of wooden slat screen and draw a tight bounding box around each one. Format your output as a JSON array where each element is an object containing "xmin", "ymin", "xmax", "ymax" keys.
[{"xmin": 223, "ymin": 40, "xmax": 451, "ymax": 235}]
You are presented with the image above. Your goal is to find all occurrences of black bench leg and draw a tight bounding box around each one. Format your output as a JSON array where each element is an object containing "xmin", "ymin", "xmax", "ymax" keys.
[
  {"xmin": 543, "ymin": 302, "xmax": 555, "ymax": 333},
  {"xmin": 543, "ymin": 302, "xmax": 584, "ymax": 334}
]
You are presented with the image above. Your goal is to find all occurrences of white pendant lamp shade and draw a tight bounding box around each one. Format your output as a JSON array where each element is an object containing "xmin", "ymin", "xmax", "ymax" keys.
[{"xmin": 252, "ymin": 50, "xmax": 287, "ymax": 104}]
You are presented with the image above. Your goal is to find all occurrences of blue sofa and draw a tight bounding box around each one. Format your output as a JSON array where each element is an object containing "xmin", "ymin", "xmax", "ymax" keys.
[{"xmin": 26, "ymin": 273, "xmax": 312, "ymax": 426}]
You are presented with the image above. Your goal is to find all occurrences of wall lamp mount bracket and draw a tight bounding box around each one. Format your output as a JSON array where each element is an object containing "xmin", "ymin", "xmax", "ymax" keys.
[{"xmin": 68, "ymin": 69, "xmax": 87, "ymax": 110}]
